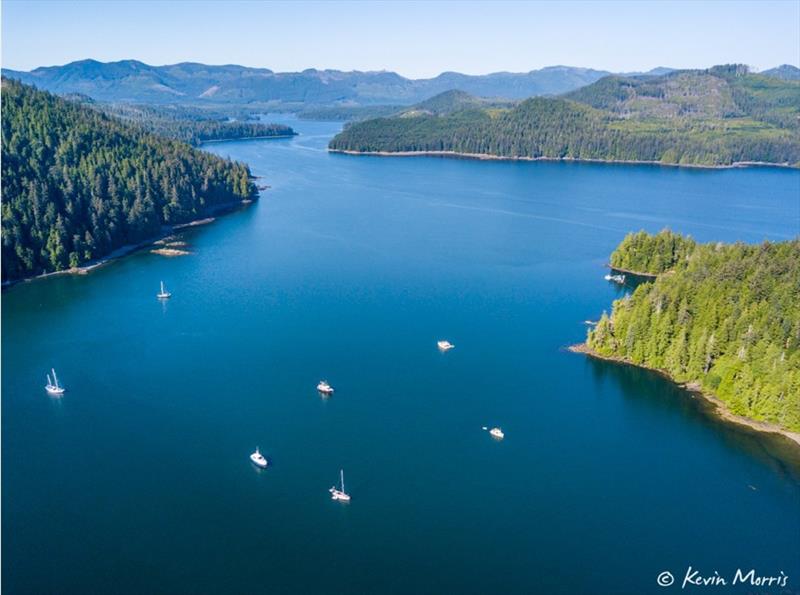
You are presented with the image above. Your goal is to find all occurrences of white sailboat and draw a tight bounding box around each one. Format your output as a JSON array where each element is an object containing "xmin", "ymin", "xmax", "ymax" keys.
[
  {"xmin": 156, "ymin": 281, "xmax": 172, "ymax": 299},
  {"xmin": 45, "ymin": 368, "xmax": 65, "ymax": 396},
  {"xmin": 329, "ymin": 469, "xmax": 351, "ymax": 502},
  {"xmin": 250, "ymin": 447, "xmax": 268, "ymax": 468}
]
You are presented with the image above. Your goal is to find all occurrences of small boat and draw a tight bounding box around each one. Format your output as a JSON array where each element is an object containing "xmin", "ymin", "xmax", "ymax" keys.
[
  {"xmin": 250, "ymin": 447, "xmax": 268, "ymax": 468},
  {"xmin": 157, "ymin": 281, "xmax": 172, "ymax": 299},
  {"xmin": 329, "ymin": 469, "xmax": 351, "ymax": 502},
  {"xmin": 604, "ymin": 273, "xmax": 625, "ymax": 284},
  {"xmin": 437, "ymin": 340, "xmax": 455, "ymax": 351},
  {"xmin": 45, "ymin": 368, "xmax": 65, "ymax": 396},
  {"xmin": 489, "ymin": 427, "xmax": 505, "ymax": 439},
  {"xmin": 584, "ymin": 320, "xmax": 598, "ymax": 326},
  {"xmin": 317, "ymin": 380, "xmax": 334, "ymax": 395}
]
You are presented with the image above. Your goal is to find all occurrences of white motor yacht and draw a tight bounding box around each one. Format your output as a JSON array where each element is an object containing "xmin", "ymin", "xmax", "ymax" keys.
[
  {"xmin": 250, "ymin": 447, "xmax": 268, "ymax": 468},
  {"xmin": 317, "ymin": 380, "xmax": 334, "ymax": 395},
  {"xmin": 489, "ymin": 427, "xmax": 505, "ymax": 439},
  {"xmin": 437, "ymin": 340, "xmax": 455, "ymax": 351}
]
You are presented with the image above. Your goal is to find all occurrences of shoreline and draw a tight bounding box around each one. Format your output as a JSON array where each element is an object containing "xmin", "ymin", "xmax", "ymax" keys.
[
  {"xmin": 2, "ymin": 199, "xmax": 253, "ymax": 289},
  {"xmin": 605, "ymin": 264, "xmax": 659, "ymax": 278},
  {"xmin": 328, "ymin": 149, "xmax": 797, "ymax": 170},
  {"xmin": 568, "ymin": 343, "xmax": 800, "ymax": 449},
  {"xmin": 199, "ymin": 133, "xmax": 297, "ymax": 145}
]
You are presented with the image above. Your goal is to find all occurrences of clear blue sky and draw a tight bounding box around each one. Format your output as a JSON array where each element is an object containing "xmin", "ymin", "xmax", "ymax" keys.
[{"xmin": 2, "ymin": 0, "xmax": 798, "ymax": 77}]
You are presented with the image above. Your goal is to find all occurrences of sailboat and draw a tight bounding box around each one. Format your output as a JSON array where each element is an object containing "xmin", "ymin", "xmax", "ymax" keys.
[
  {"xmin": 329, "ymin": 469, "xmax": 351, "ymax": 502},
  {"xmin": 156, "ymin": 281, "xmax": 172, "ymax": 299},
  {"xmin": 45, "ymin": 368, "xmax": 65, "ymax": 396}
]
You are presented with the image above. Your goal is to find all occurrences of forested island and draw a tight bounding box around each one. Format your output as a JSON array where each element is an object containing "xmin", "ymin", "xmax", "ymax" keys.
[
  {"xmin": 97, "ymin": 103, "xmax": 296, "ymax": 146},
  {"xmin": 1, "ymin": 79, "xmax": 257, "ymax": 282},
  {"xmin": 578, "ymin": 230, "xmax": 800, "ymax": 438},
  {"xmin": 329, "ymin": 66, "xmax": 800, "ymax": 167}
]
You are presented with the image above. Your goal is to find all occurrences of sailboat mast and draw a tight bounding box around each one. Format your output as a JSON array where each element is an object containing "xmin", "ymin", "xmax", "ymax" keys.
[
  {"xmin": 52, "ymin": 368, "xmax": 59, "ymax": 388},
  {"xmin": 47, "ymin": 374, "xmax": 52, "ymax": 387},
  {"xmin": 341, "ymin": 469, "xmax": 345, "ymax": 492}
]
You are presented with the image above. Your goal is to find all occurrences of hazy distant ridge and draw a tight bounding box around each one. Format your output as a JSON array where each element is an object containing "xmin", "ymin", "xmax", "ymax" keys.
[{"xmin": 2, "ymin": 59, "xmax": 672, "ymax": 105}]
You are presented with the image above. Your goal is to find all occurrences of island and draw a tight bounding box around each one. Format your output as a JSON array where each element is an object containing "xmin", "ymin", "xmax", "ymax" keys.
[
  {"xmin": 328, "ymin": 65, "xmax": 800, "ymax": 168},
  {"xmin": 572, "ymin": 230, "xmax": 800, "ymax": 445},
  {"xmin": 96, "ymin": 102, "xmax": 297, "ymax": 146},
  {"xmin": 1, "ymin": 78, "xmax": 258, "ymax": 283}
]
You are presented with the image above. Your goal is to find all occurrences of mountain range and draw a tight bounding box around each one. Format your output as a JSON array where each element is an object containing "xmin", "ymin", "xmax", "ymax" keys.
[
  {"xmin": 329, "ymin": 65, "xmax": 800, "ymax": 167},
  {"xmin": 3, "ymin": 59, "xmax": 676, "ymax": 106}
]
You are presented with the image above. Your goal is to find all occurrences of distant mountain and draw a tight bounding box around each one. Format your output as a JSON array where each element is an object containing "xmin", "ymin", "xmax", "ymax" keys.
[
  {"xmin": 397, "ymin": 89, "xmax": 516, "ymax": 116},
  {"xmin": 761, "ymin": 64, "xmax": 800, "ymax": 81},
  {"xmin": 3, "ymin": 59, "xmax": 632, "ymax": 106},
  {"xmin": 564, "ymin": 64, "xmax": 799, "ymax": 127},
  {"xmin": 329, "ymin": 65, "xmax": 800, "ymax": 167}
]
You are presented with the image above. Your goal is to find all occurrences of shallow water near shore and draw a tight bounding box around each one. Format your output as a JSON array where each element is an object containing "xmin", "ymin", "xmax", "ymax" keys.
[{"xmin": 3, "ymin": 116, "xmax": 800, "ymax": 594}]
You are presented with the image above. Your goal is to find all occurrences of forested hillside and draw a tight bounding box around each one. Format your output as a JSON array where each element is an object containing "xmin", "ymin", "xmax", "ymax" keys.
[
  {"xmin": 329, "ymin": 66, "xmax": 800, "ymax": 167},
  {"xmin": 587, "ymin": 233, "xmax": 800, "ymax": 432},
  {"xmin": 1, "ymin": 79, "xmax": 256, "ymax": 281},
  {"xmin": 609, "ymin": 229, "xmax": 697, "ymax": 274},
  {"xmin": 98, "ymin": 103, "xmax": 296, "ymax": 146}
]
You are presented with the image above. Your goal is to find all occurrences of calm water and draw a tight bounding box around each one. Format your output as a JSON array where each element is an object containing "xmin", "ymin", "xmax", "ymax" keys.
[{"xmin": 3, "ymin": 117, "xmax": 800, "ymax": 595}]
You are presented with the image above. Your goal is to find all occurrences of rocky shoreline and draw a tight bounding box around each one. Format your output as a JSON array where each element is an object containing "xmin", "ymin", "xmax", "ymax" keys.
[
  {"xmin": 2, "ymin": 199, "xmax": 253, "ymax": 289},
  {"xmin": 568, "ymin": 343, "xmax": 800, "ymax": 449},
  {"xmin": 328, "ymin": 148, "xmax": 796, "ymax": 170}
]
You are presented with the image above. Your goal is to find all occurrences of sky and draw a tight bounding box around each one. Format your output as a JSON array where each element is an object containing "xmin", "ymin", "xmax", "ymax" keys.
[{"xmin": 2, "ymin": 0, "xmax": 799, "ymax": 77}]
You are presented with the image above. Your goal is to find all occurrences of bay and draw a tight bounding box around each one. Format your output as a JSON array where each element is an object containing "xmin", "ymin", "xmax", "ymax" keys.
[{"xmin": 3, "ymin": 116, "xmax": 799, "ymax": 594}]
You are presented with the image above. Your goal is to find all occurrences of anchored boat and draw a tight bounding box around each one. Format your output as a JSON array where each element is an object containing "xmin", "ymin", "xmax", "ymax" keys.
[
  {"xmin": 45, "ymin": 368, "xmax": 65, "ymax": 396},
  {"xmin": 489, "ymin": 427, "xmax": 505, "ymax": 439},
  {"xmin": 437, "ymin": 340, "xmax": 455, "ymax": 351},
  {"xmin": 250, "ymin": 447, "xmax": 268, "ymax": 468},
  {"xmin": 156, "ymin": 281, "xmax": 172, "ymax": 299},
  {"xmin": 317, "ymin": 380, "xmax": 334, "ymax": 395},
  {"xmin": 329, "ymin": 469, "xmax": 351, "ymax": 502}
]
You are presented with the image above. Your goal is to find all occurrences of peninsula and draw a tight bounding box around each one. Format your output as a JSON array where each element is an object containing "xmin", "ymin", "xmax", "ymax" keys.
[
  {"xmin": 329, "ymin": 66, "xmax": 800, "ymax": 168},
  {"xmin": 573, "ymin": 230, "xmax": 800, "ymax": 445},
  {"xmin": 1, "ymin": 79, "xmax": 258, "ymax": 283}
]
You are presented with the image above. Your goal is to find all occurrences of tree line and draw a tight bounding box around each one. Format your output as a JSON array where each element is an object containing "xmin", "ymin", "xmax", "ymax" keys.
[
  {"xmin": 1, "ymin": 78, "xmax": 257, "ymax": 281},
  {"xmin": 98, "ymin": 102, "xmax": 296, "ymax": 146},
  {"xmin": 329, "ymin": 96, "xmax": 800, "ymax": 166},
  {"xmin": 588, "ymin": 232, "xmax": 800, "ymax": 432}
]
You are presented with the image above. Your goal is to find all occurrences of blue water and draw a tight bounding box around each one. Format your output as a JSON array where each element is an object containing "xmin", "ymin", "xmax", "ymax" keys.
[{"xmin": 3, "ymin": 117, "xmax": 799, "ymax": 594}]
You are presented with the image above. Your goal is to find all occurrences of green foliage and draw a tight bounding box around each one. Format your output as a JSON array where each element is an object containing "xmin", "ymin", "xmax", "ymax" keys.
[
  {"xmin": 330, "ymin": 68, "xmax": 800, "ymax": 167},
  {"xmin": 610, "ymin": 229, "xmax": 697, "ymax": 274},
  {"xmin": 588, "ymin": 234, "xmax": 800, "ymax": 432},
  {"xmin": 97, "ymin": 103, "xmax": 295, "ymax": 146},
  {"xmin": 1, "ymin": 78, "xmax": 257, "ymax": 281}
]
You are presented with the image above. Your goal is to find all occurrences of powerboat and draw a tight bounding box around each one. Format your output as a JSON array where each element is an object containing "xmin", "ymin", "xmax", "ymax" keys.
[
  {"xmin": 437, "ymin": 340, "xmax": 455, "ymax": 351},
  {"xmin": 489, "ymin": 427, "xmax": 505, "ymax": 439},
  {"xmin": 250, "ymin": 447, "xmax": 268, "ymax": 468},
  {"xmin": 317, "ymin": 380, "xmax": 334, "ymax": 395}
]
